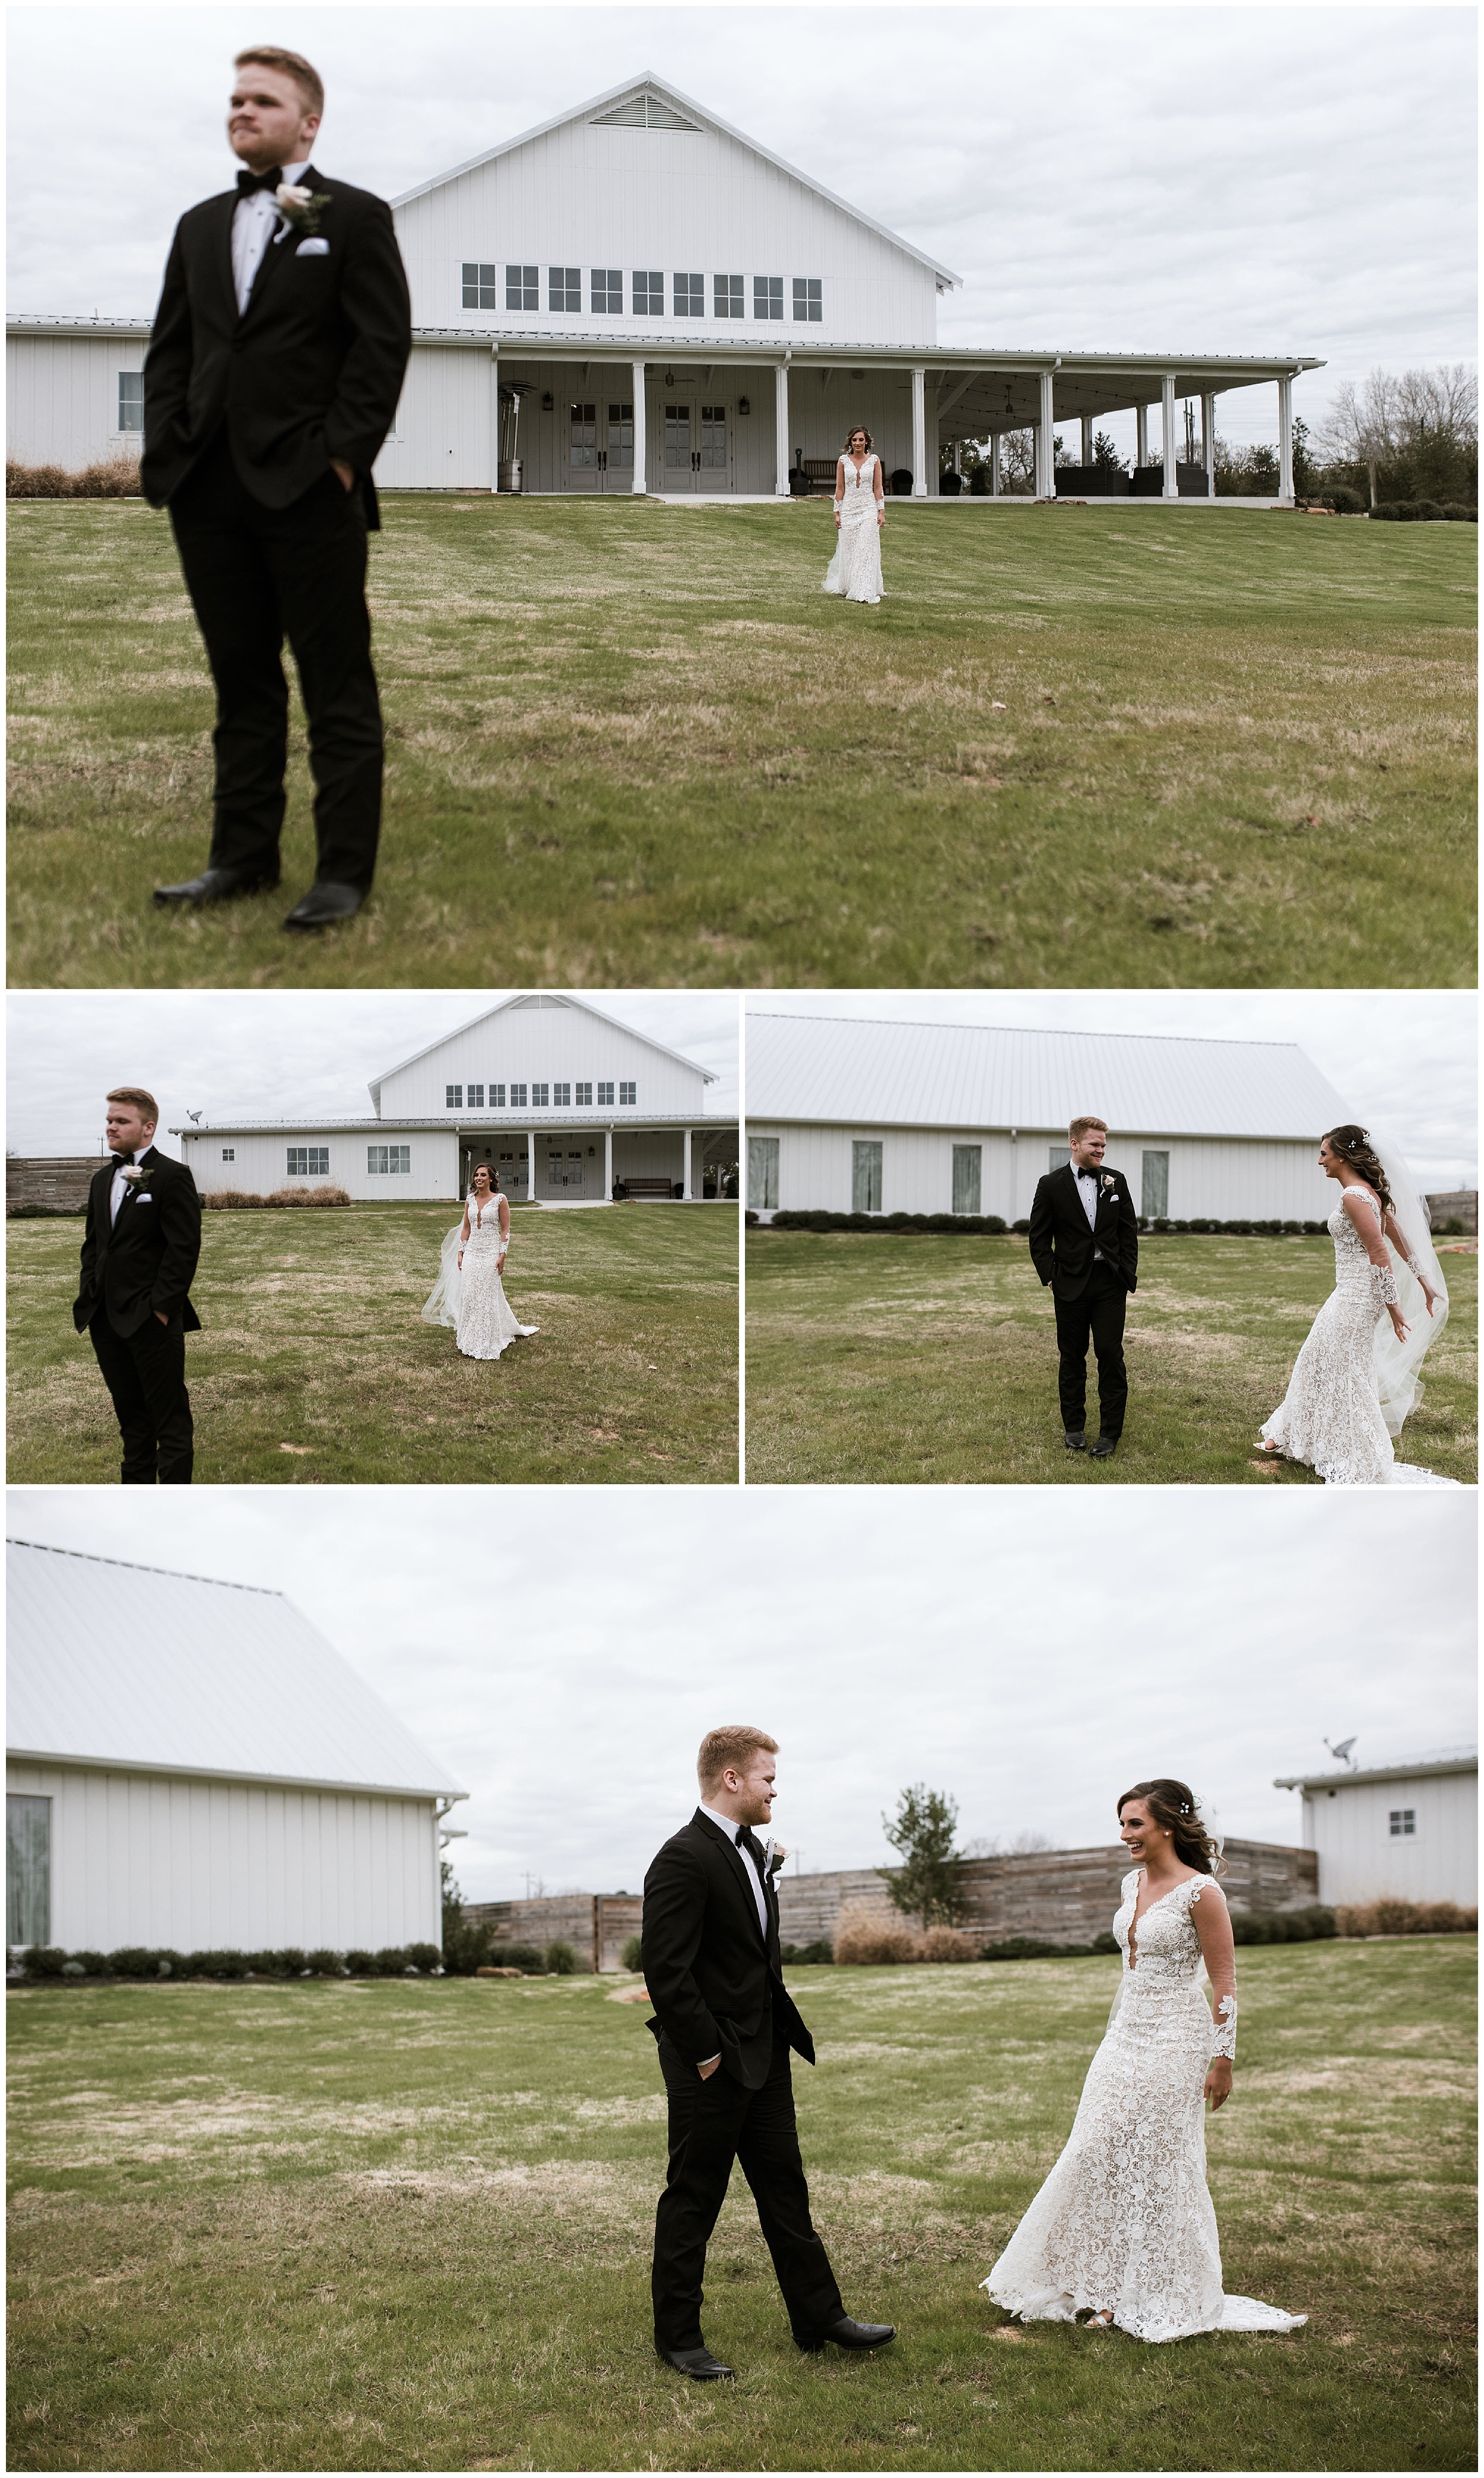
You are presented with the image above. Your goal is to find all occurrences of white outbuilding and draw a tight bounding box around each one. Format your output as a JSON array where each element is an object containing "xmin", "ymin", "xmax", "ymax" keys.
[
  {"xmin": 173, "ymin": 990, "xmax": 738, "ymax": 1205},
  {"xmin": 1272, "ymin": 1750, "xmax": 1477, "ymax": 1909},
  {"xmin": 7, "ymin": 74, "xmax": 1320, "ymax": 501},
  {"xmin": 746, "ymin": 1012, "xmax": 1356, "ymax": 1224},
  {"xmin": 5, "ymin": 1539, "xmax": 466, "ymax": 1956}
]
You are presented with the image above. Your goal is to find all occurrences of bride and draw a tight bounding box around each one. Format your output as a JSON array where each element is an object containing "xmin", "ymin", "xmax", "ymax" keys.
[
  {"xmin": 421, "ymin": 1165, "xmax": 538, "ymax": 1361},
  {"xmin": 981, "ymin": 1780, "xmax": 1307, "ymax": 2344},
  {"xmin": 1257, "ymin": 1123, "xmax": 1456, "ymax": 1485},
  {"xmin": 823, "ymin": 424, "xmax": 886, "ymax": 604}
]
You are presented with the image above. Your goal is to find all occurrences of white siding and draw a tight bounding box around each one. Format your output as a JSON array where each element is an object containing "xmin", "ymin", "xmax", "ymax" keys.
[
  {"xmin": 376, "ymin": 340, "xmax": 496, "ymax": 489},
  {"xmin": 1296, "ymin": 1771, "xmax": 1477, "ymax": 1908},
  {"xmin": 747, "ymin": 1120, "xmax": 1328, "ymax": 1223},
  {"xmin": 376, "ymin": 998, "xmax": 708, "ymax": 1118},
  {"xmin": 7, "ymin": 333, "xmax": 145, "ymax": 468},
  {"xmin": 180, "ymin": 1127, "xmax": 459, "ymax": 1202},
  {"xmin": 6, "ymin": 1760, "xmax": 442, "ymax": 1953}
]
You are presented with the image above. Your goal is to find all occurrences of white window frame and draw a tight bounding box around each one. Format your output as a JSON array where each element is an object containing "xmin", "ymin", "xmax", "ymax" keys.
[
  {"xmin": 286, "ymin": 1145, "xmax": 328, "ymax": 1178},
  {"xmin": 1388, "ymin": 1807, "xmax": 1418, "ymax": 1837},
  {"xmin": 532, "ymin": 1082, "xmax": 550, "ymax": 1108},
  {"xmin": 592, "ymin": 268, "xmax": 623, "ymax": 315},
  {"xmin": 510, "ymin": 1082, "xmax": 528, "ymax": 1108},
  {"xmin": 754, "ymin": 275, "xmax": 783, "ymax": 321},
  {"xmin": 553, "ymin": 1082, "xmax": 572, "ymax": 1107},
  {"xmin": 505, "ymin": 263, "xmax": 538, "ymax": 312},
  {"xmin": 1141, "ymin": 1150, "xmax": 1171, "ymax": 1220},
  {"xmin": 792, "ymin": 277, "xmax": 823, "ymax": 323},
  {"xmin": 462, "ymin": 262, "xmax": 499, "ymax": 310},
  {"xmin": 118, "ymin": 369, "xmax": 145, "ymax": 433},
  {"xmin": 367, "ymin": 1143, "xmax": 411, "ymax": 1175},
  {"xmin": 446, "ymin": 1084, "xmax": 463, "ymax": 1108},
  {"xmin": 575, "ymin": 1082, "xmax": 593, "ymax": 1106},
  {"xmin": 467, "ymin": 1083, "xmax": 485, "ymax": 1108},
  {"xmin": 674, "ymin": 271, "xmax": 704, "ymax": 318},
  {"xmin": 952, "ymin": 1143, "xmax": 982, "ymax": 1216},
  {"xmin": 221, "ymin": 1147, "xmax": 234, "ymax": 1162},
  {"xmin": 633, "ymin": 270, "xmax": 664, "ymax": 317},
  {"xmin": 619, "ymin": 1081, "xmax": 637, "ymax": 1105},
  {"xmin": 598, "ymin": 1081, "xmax": 615, "ymax": 1105},
  {"xmin": 6, "ymin": 1793, "xmax": 50, "ymax": 1947},
  {"xmin": 852, "ymin": 1139, "xmax": 883, "ymax": 1215},
  {"xmin": 714, "ymin": 273, "xmax": 744, "ymax": 318},
  {"xmin": 748, "ymin": 1135, "xmax": 779, "ymax": 1211}
]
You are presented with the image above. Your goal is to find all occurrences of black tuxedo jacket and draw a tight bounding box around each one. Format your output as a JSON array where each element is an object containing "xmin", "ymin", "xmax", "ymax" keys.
[
  {"xmin": 74, "ymin": 1149, "xmax": 202, "ymax": 1339},
  {"xmin": 1028, "ymin": 1162, "xmax": 1139, "ymax": 1300},
  {"xmin": 141, "ymin": 164, "xmax": 412, "ymax": 527},
  {"xmin": 643, "ymin": 1810, "xmax": 814, "ymax": 2089}
]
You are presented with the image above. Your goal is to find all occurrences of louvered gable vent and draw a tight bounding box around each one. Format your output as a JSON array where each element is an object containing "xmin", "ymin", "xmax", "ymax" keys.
[{"xmin": 592, "ymin": 91, "xmax": 699, "ymax": 130}]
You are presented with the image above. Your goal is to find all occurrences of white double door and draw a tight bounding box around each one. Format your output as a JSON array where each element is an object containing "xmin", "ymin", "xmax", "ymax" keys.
[
  {"xmin": 657, "ymin": 397, "xmax": 733, "ymax": 493},
  {"xmin": 565, "ymin": 398, "xmax": 636, "ymax": 492}
]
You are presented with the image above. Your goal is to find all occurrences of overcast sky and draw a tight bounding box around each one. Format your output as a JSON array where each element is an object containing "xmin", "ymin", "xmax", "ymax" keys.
[
  {"xmin": 746, "ymin": 990, "xmax": 1479, "ymax": 1190},
  {"xmin": 6, "ymin": 1488, "xmax": 1476, "ymax": 1903},
  {"xmin": 8, "ymin": 4, "xmax": 1475, "ymax": 454},
  {"xmin": 5, "ymin": 991, "xmax": 739, "ymax": 1157}
]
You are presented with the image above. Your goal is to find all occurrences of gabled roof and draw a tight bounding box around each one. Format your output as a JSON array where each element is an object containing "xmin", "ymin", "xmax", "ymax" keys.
[
  {"xmin": 367, "ymin": 991, "xmax": 718, "ymax": 1110},
  {"xmin": 6, "ymin": 1541, "xmax": 465, "ymax": 1801},
  {"xmin": 745, "ymin": 1013, "xmax": 1354, "ymax": 1140},
  {"xmin": 390, "ymin": 73, "xmax": 961, "ymax": 289},
  {"xmin": 1274, "ymin": 1749, "xmax": 1477, "ymax": 1792}
]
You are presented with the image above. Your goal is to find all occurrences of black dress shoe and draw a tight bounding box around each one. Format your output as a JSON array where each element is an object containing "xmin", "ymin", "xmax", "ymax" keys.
[
  {"xmin": 795, "ymin": 2314, "xmax": 897, "ymax": 2352},
  {"xmin": 283, "ymin": 881, "xmax": 366, "ymax": 930},
  {"xmin": 658, "ymin": 2344, "xmax": 734, "ymax": 2381},
  {"xmin": 153, "ymin": 866, "xmax": 279, "ymax": 908},
  {"xmin": 1064, "ymin": 1428, "xmax": 1087, "ymax": 1452},
  {"xmin": 1089, "ymin": 1434, "xmax": 1118, "ymax": 1459}
]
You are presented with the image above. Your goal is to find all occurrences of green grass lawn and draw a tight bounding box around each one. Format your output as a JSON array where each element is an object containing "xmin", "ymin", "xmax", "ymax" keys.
[
  {"xmin": 744, "ymin": 1231, "xmax": 1478, "ymax": 1483},
  {"xmin": 6, "ymin": 1201, "xmax": 738, "ymax": 1484},
  {"xmin": 7, "ymin": 1941, "xmax": 1474, "ymax": 2471},
  {"xmin": 7, "ymin": 498, "xmax": 1475, "ymax": 989}
]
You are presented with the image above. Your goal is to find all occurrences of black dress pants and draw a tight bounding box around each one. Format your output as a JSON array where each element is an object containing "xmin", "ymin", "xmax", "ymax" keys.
[
  {"xmin": 1053, "ymin": 1262, "xmax": 1129, "ymax": 1438},
  {"xmin": 169, "ymin": 427, "xmax": 383, "ymax": 891},
  {"xmin": 89, "ymin": 1312, "xmax": 194, "ymax": 1484},
  {"xmin": 652, "ymin": 2029, "xmax": 844, "ymax": 2351}
]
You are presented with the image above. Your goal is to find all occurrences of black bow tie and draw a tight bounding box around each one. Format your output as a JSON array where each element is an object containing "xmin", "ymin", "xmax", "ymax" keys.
[
  {"xmin": 112, "ymin": 1152, "xmax": 136, "ymax": 1168},
  {"xmin": 237, "ymin": 166, "xmax": 287, "ymax": 197},
  {"xmin": 736, "ymin": 1825, "xmax": 769, "ymax": 1875},
  {"xmin": 1077, "ymin": 1165, "xmax": 1099, "ymax": 1181}
]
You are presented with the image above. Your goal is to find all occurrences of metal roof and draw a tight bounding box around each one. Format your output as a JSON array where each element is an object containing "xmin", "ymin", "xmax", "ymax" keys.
[
  {"xmin": 1274, "ymin": 1750, "xmax": 1477, "ymax": 1792},
  {"xmin": 6, "ymin": 1541, "xmax": 465, "ymax": 1801},
  {"xmin": 169, "ymin": 1113, "xmax": 734, "ymax": 1136},
  {"xmin": 388, "ymin": 73, "xmax": 962, "ymax": 289},
  {"xmin": 744, "ymin": 1013, "xmax": 1354, "ymax": 1140},
  {"xmin": 367, "ymin": 992, "xmax": 717, "ymax": 1110}
]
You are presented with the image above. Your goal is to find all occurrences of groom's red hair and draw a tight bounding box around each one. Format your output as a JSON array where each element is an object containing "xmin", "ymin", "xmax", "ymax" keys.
[
  {"xmin": 698, "ymin": 1726, "xmax": 778, "ymax": 1793},
  {"xmin": 1068, "ymin": 1114, "xmax": 1108, "ymax": 1140},
  {"xmin": 234, "ymin": 46, "xmax": 325, "ymax": 119}
]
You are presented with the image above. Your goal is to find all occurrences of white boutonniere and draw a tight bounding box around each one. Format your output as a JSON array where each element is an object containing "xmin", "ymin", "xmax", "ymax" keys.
[
  {"xmin": 1100, "ymin": 1173, "xmax": 1117, "ymax": 1193},
  {"xmin": 120, "ymin": 1164, "xmax": 154, "ymax": 1188},
  {"xmin": 273, "ymin": 183, "xmax": 331, "ymax": 243},
  {"xmin": 763, "ymin": 1838, "xmax": 787, "ymax": 1879}
]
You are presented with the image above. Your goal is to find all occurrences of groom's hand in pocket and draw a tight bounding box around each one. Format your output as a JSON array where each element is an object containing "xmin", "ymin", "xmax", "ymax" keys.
[{"xmin": 697, "ymin": 2055, "xmax": 721, "ymax": 2080}]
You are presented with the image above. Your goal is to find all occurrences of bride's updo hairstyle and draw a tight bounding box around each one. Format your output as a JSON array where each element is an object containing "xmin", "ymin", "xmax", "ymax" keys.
[
  {"xmin": 1117, "ymin": 1779, "xmax": 1224, "ymax": 1877},
  {"xmin": 844, "ymin": 423, "xmax": 874, "ymax": 450},
  {"xmin": 1322, "ymin": 1125, "xmax": 1393, "ymax": 1211}
]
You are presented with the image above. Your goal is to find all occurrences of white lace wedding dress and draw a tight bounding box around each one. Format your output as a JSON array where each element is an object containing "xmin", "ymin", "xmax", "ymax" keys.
[
  {"xmin": 981, "ymin": 1872, "xmax": 1307, "ymax": 2343},
  {"xmin": 420, "ymin": 1196, "xmax": 538, "ymax": 1361},
  {"xmin": 823, "ymin": 452, "xmax": 885, "ymax": 604},
  {"xmin": 1260, "ymin": 1186, "xmax": 1458, "ymax": 1486}
]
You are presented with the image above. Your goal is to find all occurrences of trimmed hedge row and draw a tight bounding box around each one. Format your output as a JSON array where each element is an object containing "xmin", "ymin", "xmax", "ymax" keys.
[
  {"xmin": 1334, "ymin": 1899, "xmax": 1476, "ymax": 1938},
  {"xmin": 1231, "ymin": 1905, "xmax": 1334, "ymax": 1945},
  {"xmin": 7, "ymin": 455, "xmax": 142, "ymax": 498},
  {"xmin": 200, "ymin": 1186, "xmax": 352, "ymax": 1211},
  {"xmin": 748, "ymin": 1212, "xmax": 1331, "ymax": 1238},
  {"xmin": 1369, "ymin": 500, "xmax": 1477, "ymax": 522},
  {"xmin": 12, "ymin": 1943, "xmax": 443, "ymax": 1981}
]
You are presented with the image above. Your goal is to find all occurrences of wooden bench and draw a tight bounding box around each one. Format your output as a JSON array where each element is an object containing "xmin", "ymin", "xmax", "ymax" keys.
[
  {"xmin": 802, "ymin": 457, "xmax": 839, "ymax": 496},
  {"xmin": 616, "ymin": 1177, "xmax": 680, "ymax": 1200}
]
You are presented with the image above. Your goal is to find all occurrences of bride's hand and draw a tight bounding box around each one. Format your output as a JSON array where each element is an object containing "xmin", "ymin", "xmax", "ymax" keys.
[
  {"xmin": 1204, "ymin": 2059, "xmax": 1232, "ymax": 2112},
  {"xmin": 1388, "ymin": 1305, "xmax": 1409, "ymax": 1340},
  {"xmin": 456, "ymin": 1252, "xmax": 464, "ymax": 1269},
  {"xmin": 1422, "ymin": 1282, "xmax": 1439, "ymax": 1316}
]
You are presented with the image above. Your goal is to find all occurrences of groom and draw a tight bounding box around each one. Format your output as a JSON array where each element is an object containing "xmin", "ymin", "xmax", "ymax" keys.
[
  {"xmin": 73, "ymin": 1090, "xmax": 202, "ymax": 1485},
  {"xmin": 642, "ymin": 1727, "xmax": 895, "ymax": 2380},
  {"xmin": 144, "ymin": 47, "xmax": 411, "ymax": 929},
  {"xmin": 1028, "ymin": 1115, "xmax": 1139, "ymax": 1459}
]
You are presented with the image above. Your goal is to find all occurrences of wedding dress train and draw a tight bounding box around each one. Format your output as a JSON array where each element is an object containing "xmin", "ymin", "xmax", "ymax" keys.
[
  {"xmin": 1260, "ymin": 1186, "xmax": 1457, "ymax": 1487},
  {"xmin": 420, "ymin": 1197, "xmax": 538, "ymax": 1361},
  {"xmin": 823, "ymin": 452, "xmax": 884, "ymax": 604},
  {"xmin": 982, "ymin": 1872, "xmax": 1306, "ymax": 2344}
]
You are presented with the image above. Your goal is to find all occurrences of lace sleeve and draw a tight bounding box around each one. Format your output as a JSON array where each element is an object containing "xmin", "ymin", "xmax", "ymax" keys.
[
  {"xmin": 1372, "ymin": 1261, "xmax": 1400, "ymax": 1307},
  {"xmin": 1209, "ymin": 1992, "xmax": 1237, "ymax": 2061}
]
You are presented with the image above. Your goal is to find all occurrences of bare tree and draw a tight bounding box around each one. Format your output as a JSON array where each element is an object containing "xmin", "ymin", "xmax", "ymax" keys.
[{"xmin": 1314, "ymin": 365, "xmax": 1477, "ymax": 506}]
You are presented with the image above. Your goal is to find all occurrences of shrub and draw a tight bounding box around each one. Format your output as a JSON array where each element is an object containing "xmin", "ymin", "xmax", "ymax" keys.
[
  {"xmin": 544, "ymin": 1940, "xmax": 578, "ymax": 1976},
  {"xmin": 343, "ymin": 1949, "xmax": 379, "ymax": 1976},
  {"xmin": 20, "ymin": 1947, "xmax": 67, "ymax": 1977},
  {"xmin": 199, "ymin": 1184, "xmax": 351, "ymax": 1211},
  {"xmin": 7, "ymin": 454, "xmax": 142, "ymax": 497},
  {"xmin": 65, "ymin": 1951, "xmax": 110, "ymax": 1976},
  {"xmin": 440, "ymin": 1915, "xmax": 496, "ymax": 1975},
  {"xmin": 369, "ymin": 1946, "xmax": 408, "ymax": 1976},
  {"xmin": 1442, "ymin": 503, "xmax": 1479, "ymax": 521},
  {"xmin": 1336, "ymin": 1899, "xmax": 1477, "ymax": 1938},
  {"xmin": 1229, "ymin": 1905, "xmax": 1335, "ymax": 1945},
  {"xmin": 765, "ymin": 1209, "xmax": 1007, "ymax": 1238},
  {"xmin": 406, "ymin": 1943, "xmax": 442, "ymax": 1974},
  {"xmin": 105, "ymin": 1947, "xmax": 164, "ymax": 1978},
  {"xmin": 832, "ymin": 1907, "xmax": 919, "ymax": 1966},
  {"xmin": 270, "ymin": 1949, "xmax": 308, "ymax": 1977},
  {"xmin": 492, "ymin": 1942, "xmax": 546, "ymax": 1975},
  {"xmin": 620, "ymin": 1934, "xmax": 645, "ymax": 1972},
  {"xmin": 919, "ymin": 1925, "xmax": 978, "ymax": 1963},
  {"xmin": 979, "ymin": 1934, "xmax": 1089, "ymax": 1961},
  {"xmin": 1328, "ymin": 485, "xmax": 1365, "ymax": 514},
  {"xmin": 779, "ymin": 1938, "xmax": 835, "ymax": 1965},
  {"xmin": 305, "ymin": 1949, "xmax": 344, "ymax": 1976}
]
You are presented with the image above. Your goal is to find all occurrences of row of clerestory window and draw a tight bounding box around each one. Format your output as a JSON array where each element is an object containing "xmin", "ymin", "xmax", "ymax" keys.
[
  {"xmin": 462, "ymin": 264, "xmax": 822, "ymax": 322},
  {"xmin": 444, "ymin": 1082, "xmax": 638, "ymax": 1108}
]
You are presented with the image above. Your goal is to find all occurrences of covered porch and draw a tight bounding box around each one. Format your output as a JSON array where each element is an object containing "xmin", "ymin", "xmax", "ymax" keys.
[{"xmin": 458, "ymin": 1119, "xmax": 738, "ymax": 1202}]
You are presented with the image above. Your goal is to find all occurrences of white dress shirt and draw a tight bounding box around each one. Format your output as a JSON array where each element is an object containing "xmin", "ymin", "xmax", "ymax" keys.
[
  {"xmin": 1071, "ymin": 1157, "xmax": 1105, "ymax": 1258},
  {"xmin": 109, "ymin": 1148, "xmax": 148, "ymax": 1226},
  {"xmin": 699, "ymin": 1801, "xmax": 769, "ymax": 1935},
  {"xmin": 231, "ymin": 159, "xmax": 311, "ymax": 316}
]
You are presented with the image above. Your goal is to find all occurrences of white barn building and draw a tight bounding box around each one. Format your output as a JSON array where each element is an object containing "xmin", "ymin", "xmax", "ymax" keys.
[
  {"xmin": 1272, "ymin": 1751, "xmax": 1477, "ymax": 1909},
  {"xmin": 5, "ymin": 1539, "xmax": 466, "ymax": 1956},
  {"xmin": 174, "ymin": 990, "xmax": 737, "ymax": 1204},
  {"xmin": 8, "ymin": 74, "xmax": 1321, "ymax": 502},
  {"xmin": 746, "ymin": 1012, "xmax": 1355, "ymax": 1224}
]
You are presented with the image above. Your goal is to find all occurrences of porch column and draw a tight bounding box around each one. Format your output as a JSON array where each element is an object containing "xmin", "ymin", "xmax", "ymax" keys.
[
  {"xmin": 1161, "ymin": 373, "xmax": 1178, "ymax": 498},
  {"xmin": 490, "ymin": 346, "xmax": 500, "ymax": 492},
  {"xmin": 911, "ymin": 365, "xmax": 927, "ymax": 496},
  {"xmin": 1202, "ymin": 391, "xmax": 1216, "ymax": 495},
  {"xmin": 952, "ymin": 441, "xmax": 963, "ymax": 477},
  {"xmin": 526, "ymin": 1130, "xmax": 535, "ymax": 1200},
  {"xmin": 1038, "ymin": 368, "xmax": 1054, "ymax": 497},
  {"xmin": 1277, "ymin": 372, "xmax": 1295, "ymax": 503},
  {"xmin": 604, "ymin": 1126, "xmax": 613, "ymax": 1197},
  {"xmin": 774, "ymin": 357, "xmax": 791, "ymax": 497},
  {"xmin": 1136, "ymin": 402, "xmax": 1149, "ymax": 468},
  {"xmin": 1080, "ymin": 411, "xmax": 1093, "ymax": 465},
  {"xmin": 990, "ymin": 430, "xmax": 1001, "ymax": 497},
  {"xmin": 681, "ymin": 1129, "xmax": 693, "ymax": 1200},
  {"xmin": 631, "ymin": 361, "xmax": 647, "ymax": 494}
]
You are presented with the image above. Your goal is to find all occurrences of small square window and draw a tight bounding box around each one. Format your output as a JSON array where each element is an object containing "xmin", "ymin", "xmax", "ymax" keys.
[
  {"xmin": 446, "ymin": 1085, "xmax": 463, "ymax": 1108},
  {"xmin": 1388, "ymin": 1808, "xmax": 1417, "ymax": 1837},
  {"xmin": 674, "ymin": 271, "xmax": 704, "ymax": 318},
  {"xmin": 619, "ymin": 1081, "xmax": 637, "ymax": 1105},
  {"xmin": 118, "ymin": 370, "xmax": 145, "ymax": 432},
  {"xmin": 532, "ymin": 1082, "xmax": 550, "ymax": 1107},
  {"xmin": 575, "ymin": 1082, "xmax": 593, "ymax": 1106},
  {"xmin": 467, "ymin": 1083, "xmax": 484, "ymax": 1108},
  {"xmin": 592, "ymin": 268, "xmax": 623, "ymax": 315},
  {"xmin": 549, "ymin": 265, "xmax": 581, "ymax": 312},
  {"xmin": 510, "ymin": 1082, "xmax": 528, "ymax": 1108},
  {"xmin": 461, "ymin": 261, "xmax": 499, "ymax": 310},
  {"xmin": 792, "ymin": 277, "xmax": 823, "ymax": 323},
  {"xmin": 221, "ymin": 1146, "xmax": 234, "ymax": 1162},
  {"xmin": 754, "ymin": 275, "xmax": 784, "ymax": 321},
  {"xmin": 287, "ymin": 1146, "xmax": 329, "ymax": 1178},
  {"xmin": 597, "ymin": 1082, "xmax": 615, "ymax": 1105},
  {"xmin": 633, "ymin": 270, "xmax": 663, "ymax": 317},
  {"xmin": 553, "ymin": 1082, "xmax": 572, "ymax": 1107},
  {"xmin": 714, "ymin": 274, "xmax": 744, "ymax": 318},
  {"xmin": 505, "ymin": 263, "xmax": 538, "ymax": 312},
  {"xmin": 490, "ymin": 1083, "xmax": 506, "ymax": 1107}
]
